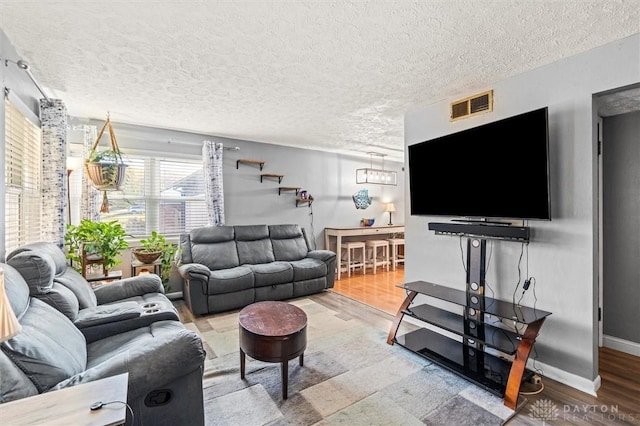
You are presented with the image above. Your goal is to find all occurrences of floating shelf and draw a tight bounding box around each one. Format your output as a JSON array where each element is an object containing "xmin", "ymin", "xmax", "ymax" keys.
[
  {"xmin": 296, "ymin": 198, "xmax": 313, "ymax": 207},
  {"xmin": 261, "ymin": 173, "xmax": 284, "ymax": 183},
  {"xmin": 236, "ymin": 159, "xmax": 265, "ymax": 171},
  {"xmin": 278, "ymin": 186, "xmax": 301, "ymax": 196}
]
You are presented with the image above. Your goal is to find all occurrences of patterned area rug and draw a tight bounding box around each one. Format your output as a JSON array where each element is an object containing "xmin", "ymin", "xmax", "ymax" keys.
[{"xmin": 184, "ymin": 294, "xmax": 524, "ymax": 426}]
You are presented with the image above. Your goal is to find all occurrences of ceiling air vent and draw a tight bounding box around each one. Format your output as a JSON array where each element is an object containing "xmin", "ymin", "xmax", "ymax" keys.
[{"xmin": 450, "ymin": 90, "xmax": 493, "ymax": 121}]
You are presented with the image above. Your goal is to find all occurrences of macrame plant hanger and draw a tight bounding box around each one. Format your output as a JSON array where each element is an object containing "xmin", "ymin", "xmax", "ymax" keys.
[{"xmin": 84, "ymin": 113, "xmax": 128, "ymax": 213}]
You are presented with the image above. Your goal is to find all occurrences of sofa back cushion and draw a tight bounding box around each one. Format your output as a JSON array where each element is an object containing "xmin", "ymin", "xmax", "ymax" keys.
[
  {"xmin": 235, "ymin": 225, "xmax": 275, "ymax": 265},
  {"xmin": 6, "ymin": 241, "xmax": 68, "ymax": 276},
  {"xmin": 6, "ymin": 251, "xmax": 56, "ymax": 295},
  {"xmin": 5, "ymin": 253, "xmax": 80, "ymax": 320},
  {"xmin": 181, "ymin": 226, "xmax": 240, "ymax": 270},
  {"xmin": 1, "ymin": 264, "xmax": 87, "ymax": 393},
  {"xmin": 269, "ymin": 225, "xmax": 309, "ymax": 261},
  {"xmin": 54, "ymin": 267, "xmax": 98, "ymax": 309}
]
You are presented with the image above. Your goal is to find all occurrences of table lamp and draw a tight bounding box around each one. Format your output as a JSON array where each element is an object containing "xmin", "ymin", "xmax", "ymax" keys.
[
  {"xmin": 385, "ymin": 203, "xmax": 396, "ymax": 225},
  {"xmin": 0, "ymin": 268, "xmax": 22, "ymax": 342}
]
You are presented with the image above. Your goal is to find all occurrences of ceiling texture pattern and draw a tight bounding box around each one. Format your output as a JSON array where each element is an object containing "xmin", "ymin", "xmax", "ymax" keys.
[{"xmin": 1, "ymin": 1, "xmax": 638, "ymax": 161}]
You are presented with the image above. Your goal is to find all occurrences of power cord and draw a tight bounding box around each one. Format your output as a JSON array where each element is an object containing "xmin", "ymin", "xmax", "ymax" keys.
[{"xmin": 90, "ymin": 400, "xmax": 134, "ymax": 425}]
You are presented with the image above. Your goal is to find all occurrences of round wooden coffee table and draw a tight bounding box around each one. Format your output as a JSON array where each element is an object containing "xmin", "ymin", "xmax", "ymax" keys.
[{"xmin": 239, "ymin": 301, "xmax": 307, "ymax": 399}]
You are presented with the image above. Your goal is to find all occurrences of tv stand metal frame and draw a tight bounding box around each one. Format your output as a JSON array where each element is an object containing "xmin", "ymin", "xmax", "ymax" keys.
[{"xmin": 387, "ymin": 224, "xmax": 550, "ymax": 409}]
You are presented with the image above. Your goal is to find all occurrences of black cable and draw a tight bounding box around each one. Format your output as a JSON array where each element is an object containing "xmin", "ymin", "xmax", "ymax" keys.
[
  {"xmin": 90, "ymin": 400, "xmax": 134, "ymax": 425},
  {"xmin": 308, "ymin": 202, "xmax": 316, "ymax": 250}
]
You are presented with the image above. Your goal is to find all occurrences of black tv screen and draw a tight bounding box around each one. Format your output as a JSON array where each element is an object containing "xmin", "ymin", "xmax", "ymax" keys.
[{"xmin": 409, "ymin": 107, "xmax": 551, "ymax": 221}]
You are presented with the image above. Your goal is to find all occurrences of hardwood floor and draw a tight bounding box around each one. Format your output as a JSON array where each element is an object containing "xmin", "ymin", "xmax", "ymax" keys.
[
  {"xmin": 331, "ymin": 264, "xmax": 406, "ymax": 315},
  {"xmin": 330, "ymin": 267, "xmax": 640, "ymax": 425},
  {"xmin": 175, "ymin": 267, "xmax": 639, "ymax": 425}
]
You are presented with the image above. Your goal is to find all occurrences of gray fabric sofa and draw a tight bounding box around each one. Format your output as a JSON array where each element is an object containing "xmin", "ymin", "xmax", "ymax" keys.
[
  {"xmin": 178, "ymin": 224, "xmax": 336, "ymax": 315},
  {"xmin": 0, "ymin": 263, "xmax": 206, "ymax": 426},
  {"xmin": 5, "ymin": 242, "xmax": 179, "ymax": 343}
]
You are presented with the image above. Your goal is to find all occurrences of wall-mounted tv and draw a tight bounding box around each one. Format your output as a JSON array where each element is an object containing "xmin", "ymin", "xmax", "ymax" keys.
[{"xmin": 409, "ymin": 107, "xmax": 551, "ymax": 221}]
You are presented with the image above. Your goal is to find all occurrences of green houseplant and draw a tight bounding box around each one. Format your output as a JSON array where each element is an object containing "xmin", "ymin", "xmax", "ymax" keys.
[
  {"xmin": 132, "ymin": 231, "xmax": 166, "ymax": 264},
  {"xmin": 132, "ymin": 231, "xmax": 177, "ymax": 292},
  {"xmin": 65, "ymin": 219, "xmax": 129, "ymax": 275}
]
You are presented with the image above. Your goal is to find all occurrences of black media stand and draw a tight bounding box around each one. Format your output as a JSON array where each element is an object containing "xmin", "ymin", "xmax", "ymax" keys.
[{"xmin": 387, "ymin": 222, "xmax": 551, "ymax": 409}]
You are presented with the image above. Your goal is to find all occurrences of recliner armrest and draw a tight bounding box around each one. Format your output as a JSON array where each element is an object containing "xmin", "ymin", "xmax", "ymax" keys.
[
  {"xmin": 74, "ymin": 302, "xmax": 141, "ymax": 329},
  {"xmin": 94, "ymin": 274, "xmax": 164, "ymax": 305},
  {"xmin": 306, "ymin": 249, "xmax": 336, "ymax": 263},
  {"xmin": 51, "ymin": 321, "xmax": 205, "ymax": 400},
  {"xmin": 178, "ymin": 263, "xmax": 211, "ymax": 279}
]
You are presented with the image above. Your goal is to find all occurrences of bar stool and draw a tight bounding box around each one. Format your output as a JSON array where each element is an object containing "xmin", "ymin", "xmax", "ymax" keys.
[
  {"xmin": 340, "ymin": 241, "xmax": 366, "ymax": 277},
  {"xmin": 388, "ymin": 238, "xmax": 405, "ymax": 270},
  {"xmin": 365, "ymin": 240, "xmax": 389, "ymax": 274}
]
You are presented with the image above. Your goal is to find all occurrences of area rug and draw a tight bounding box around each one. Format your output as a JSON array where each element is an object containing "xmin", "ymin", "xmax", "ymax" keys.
[{"xmin": 184, "ymin": 294, "xmax": 524, "ymax": 426}]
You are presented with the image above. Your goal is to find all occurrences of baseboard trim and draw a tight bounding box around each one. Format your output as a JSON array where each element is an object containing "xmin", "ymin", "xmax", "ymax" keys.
[
  {"xmin": 526, "ymin": 359, "xmax": 600, "ymax": 396},
  {"xmin": 602, "ymin": 335, "xmax": 640, "ymax": 356}
]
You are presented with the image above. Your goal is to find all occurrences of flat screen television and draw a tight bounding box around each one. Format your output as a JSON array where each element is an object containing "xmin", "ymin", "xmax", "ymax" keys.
[{"xmin": 409, "ymin": 107, "xmax": 551, "ymax": 221}]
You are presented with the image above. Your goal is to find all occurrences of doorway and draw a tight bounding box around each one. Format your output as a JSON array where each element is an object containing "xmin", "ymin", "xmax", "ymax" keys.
[{"xmin": 596, "ymin": 84, "xmax": 640, "ymax": 358}]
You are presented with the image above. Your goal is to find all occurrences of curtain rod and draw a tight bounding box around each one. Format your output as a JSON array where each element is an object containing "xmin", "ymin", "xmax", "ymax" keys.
[{"xmin": 4, "ymin": 58, "xmax": 52, "ymax": 104}]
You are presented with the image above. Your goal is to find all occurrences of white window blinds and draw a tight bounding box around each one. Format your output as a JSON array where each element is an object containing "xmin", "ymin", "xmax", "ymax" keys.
[
  {"xmin": 98, "ymin": 155, "xmax": 208, "ymax": 237},
  {"xmin": 4, "ymin": 98, "xmax": 43, "ymax": 253}
]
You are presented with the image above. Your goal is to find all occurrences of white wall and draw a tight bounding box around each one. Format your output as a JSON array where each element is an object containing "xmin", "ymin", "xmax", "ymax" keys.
[{"xmin": 403, "ymin": 34, "xmax": 639, "ymax": 392}]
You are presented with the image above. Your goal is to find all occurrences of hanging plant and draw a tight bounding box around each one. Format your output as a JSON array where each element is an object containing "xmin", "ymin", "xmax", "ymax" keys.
[{"xmin": 85, "ymin": 114, "xmax": 128, "ymax": 212}]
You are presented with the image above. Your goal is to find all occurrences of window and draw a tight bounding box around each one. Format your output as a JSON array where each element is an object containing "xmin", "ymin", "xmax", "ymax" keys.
[
  {"xmin": 4, "ymin": 98, "xmax": 42, "ymax": 253},
  {"xmin": 98, "ymin": 155, "xmax": 208, "ymax": 237}
]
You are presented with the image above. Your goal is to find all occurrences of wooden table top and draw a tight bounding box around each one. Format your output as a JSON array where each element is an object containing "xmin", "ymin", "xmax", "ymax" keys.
[{"xmin": 239, "ymin": 301, "xmax": 307, "ymax": 337}]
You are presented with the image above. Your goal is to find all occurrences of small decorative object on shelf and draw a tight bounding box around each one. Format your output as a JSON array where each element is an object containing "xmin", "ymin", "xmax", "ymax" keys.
[
  {"xmin": 360, "ymin": 218, "xmax": 375, "ymax": 227},
  {"xmin": 84, "ymin": 113, "xmax": 128, "ymax": 213}
]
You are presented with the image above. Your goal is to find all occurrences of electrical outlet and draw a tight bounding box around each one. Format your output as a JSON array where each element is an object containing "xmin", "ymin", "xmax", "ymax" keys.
[{"xmin": 529, "ymin": 374, "xmax": 542, "ymax": 385}]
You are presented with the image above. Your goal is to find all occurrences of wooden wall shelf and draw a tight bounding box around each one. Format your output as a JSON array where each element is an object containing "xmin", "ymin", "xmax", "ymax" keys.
[
  {"xmin": 279, "ymin": 186, "xmax": 301, "ymax": 195},
  {"xmin": 261, "ymin": 173, "xmax": 284, "ymax": 183},
  {"xmin": 296, "ymin": 198, "xmax": 313, "ymax": 207},
  {"xmin": 236, "ymin": 159, "xmax": 265, "ymax": 171}
]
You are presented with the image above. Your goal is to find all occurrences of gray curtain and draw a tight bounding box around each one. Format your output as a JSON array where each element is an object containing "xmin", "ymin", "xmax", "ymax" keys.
[
  {"xmin": 202, "ymin": 141, "xmax": 225, "ymax": 226},
  {"xmin": 39, "ymin": 99, "xmax": 67, "ymax": 247}
]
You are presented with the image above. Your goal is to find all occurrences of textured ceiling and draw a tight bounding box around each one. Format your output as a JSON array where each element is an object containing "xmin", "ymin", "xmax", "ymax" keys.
[{"xmin": 1, "ymin": 1, "xmax": 639, "ymax": 161}]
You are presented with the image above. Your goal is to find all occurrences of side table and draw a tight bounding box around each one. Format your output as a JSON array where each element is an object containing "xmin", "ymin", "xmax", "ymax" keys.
[
  {"xmin": 0, "ymin": 373, "xmax": 129, "ymax": 425},
  {"xmin": 239, "ymin": 301, "xmax": 307, "ymax": 399}
]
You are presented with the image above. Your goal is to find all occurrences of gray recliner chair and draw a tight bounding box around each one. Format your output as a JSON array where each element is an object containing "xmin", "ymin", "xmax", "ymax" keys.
[
  {"xmin": 5, "ymin": 242, "xmax": 179, "ymax": 342},
  {"xmin": 0, "ymin": 263, "xmax": 206, "ymax": 425}
]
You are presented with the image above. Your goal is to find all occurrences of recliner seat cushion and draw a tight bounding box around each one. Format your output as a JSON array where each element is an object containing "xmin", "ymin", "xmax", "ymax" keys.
[
  {"xmin": 207, "ymin": 266, "xmax": 254, "ymax": 294},
  {"xmin": 289, "ymin": 258, "xmax": 328, "ymax": 282},
  {"xmin": 248, "ymin": 262, "xmax": 293, "ymax": 287}
]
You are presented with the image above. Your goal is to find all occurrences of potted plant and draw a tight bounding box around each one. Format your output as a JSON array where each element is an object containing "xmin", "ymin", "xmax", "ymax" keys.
[
  {"xmin": 85, "ymin": 148, "xmax": 128, "ymax": 191},
  {"xmin": 65, "ymin": 219, "xmax": 129, "ymax": 276},
  {"xmin": 132, "ymin": 231, "xmax": 167, "ymax": 264},
  {"xmin": 159, "ymin": 242, "xmax": 178, "ymax": 293}
]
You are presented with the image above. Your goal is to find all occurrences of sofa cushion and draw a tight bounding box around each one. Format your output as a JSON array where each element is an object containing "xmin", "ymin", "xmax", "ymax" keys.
[
  {"xmin": 1, "ymin": 298, "xmax": 87, "ymax": 393},
  {"xmin": 290, "ymin": 258, "xmax": 328, "ymax": 282},
  {"xmin": 248, "ymin": 262, "xmax": 294, "ymax": 287},
  {"xmin": 186, "ymin": 226, "xmax": 240, "ymax": 270},
  {"xmin": 236, "ymin": 225, "xmax": 275, "ymax": 265},
  {"xmin": 269, "ymin": 225, "xmax": 309, "ymax": 261},
  {"xmin": 2, "ymin": 265, "xmax": 31, "ymax": 324},
  {"xmin": 207, "ymin": 266, "xmax": 254, "ymax": 294},
  {"xmin": 6, "ymin": 241, "xmax": 68, "ymax": 276},
  {"xmin": 33, "ymin": 283, "xmax": 80, "ymax": 321},
  {"xmin": 55, "ymin": 267, "xmax": 98, "ymax": 309},
  {"xmin": 6, "ymin": 251, "xmax": 56, "ymax": 294}
]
